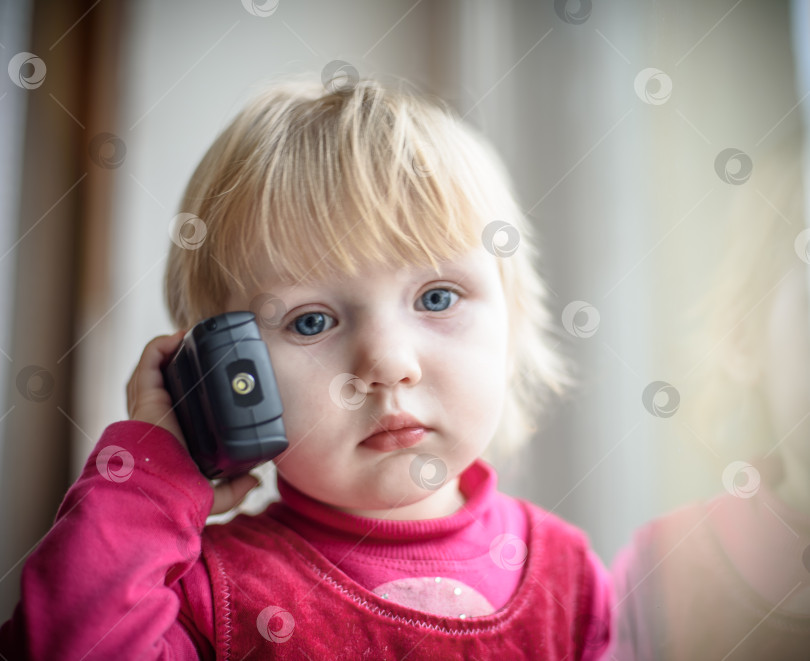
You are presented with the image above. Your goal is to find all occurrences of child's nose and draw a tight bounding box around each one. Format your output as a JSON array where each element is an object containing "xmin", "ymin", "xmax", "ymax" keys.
[{"xmin": 352, "ymin": 324, "xmax": 422, "ymax": 390}]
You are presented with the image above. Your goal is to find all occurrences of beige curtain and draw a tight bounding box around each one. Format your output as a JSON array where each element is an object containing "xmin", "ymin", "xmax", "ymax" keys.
[{"xmin": 0, "ymin": 0, "xmax": 126, "ymax": 621}]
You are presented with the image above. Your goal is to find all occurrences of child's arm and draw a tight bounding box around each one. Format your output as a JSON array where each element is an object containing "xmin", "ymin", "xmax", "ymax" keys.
[{"xmin": 0, "ymin": 333, "xmax": 257, "ymax": 659}]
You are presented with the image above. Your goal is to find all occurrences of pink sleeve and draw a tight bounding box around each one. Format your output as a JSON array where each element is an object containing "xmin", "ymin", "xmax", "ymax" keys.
[
  {"xmin": 579, "ymin": 549, "xmax": 613, "ymax": 661},
  {"xmin": 0, "ymin": 421, "xmax": 216, "ymax": 660}
]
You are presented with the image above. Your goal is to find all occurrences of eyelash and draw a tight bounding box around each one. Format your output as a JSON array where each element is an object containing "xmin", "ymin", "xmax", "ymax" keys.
[{"xmin": 286, "ymin": 286, "xmax": 463, "ymax": 338}]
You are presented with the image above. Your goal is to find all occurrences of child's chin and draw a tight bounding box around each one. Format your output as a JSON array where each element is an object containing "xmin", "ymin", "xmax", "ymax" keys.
[{"xmin": 341, "ymin": 479, "xmax": 444, "ymax": 516}]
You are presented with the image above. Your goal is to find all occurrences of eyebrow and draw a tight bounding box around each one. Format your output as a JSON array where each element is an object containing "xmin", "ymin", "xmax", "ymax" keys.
[{"xmin": 274, "ymin": 255, "xmax": 482, "ymax": 296}]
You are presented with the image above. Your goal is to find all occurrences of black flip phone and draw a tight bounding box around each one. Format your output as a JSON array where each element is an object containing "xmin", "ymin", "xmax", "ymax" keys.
[{"xmin": 161, "ymin": 311, "xmax": 288, "ymax": 479}]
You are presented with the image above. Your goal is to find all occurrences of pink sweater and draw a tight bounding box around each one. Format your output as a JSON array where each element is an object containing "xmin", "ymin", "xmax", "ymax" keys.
[
  {"xmin": 609, "ymin": 458, "xmax": 810, "ymax": 659},
  {"xmin": 0, "ymin": 421, "xmax": 611, "ymax": 659}
]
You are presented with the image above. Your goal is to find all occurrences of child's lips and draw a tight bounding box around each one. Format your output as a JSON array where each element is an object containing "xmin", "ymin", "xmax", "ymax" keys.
[
  {"xmin": 360, "ymin": 412, "xmax": 429, "ymax": 451},
  {"xmin": 360, "ymin": 427, "xmax": 428, "ymax": 451}
]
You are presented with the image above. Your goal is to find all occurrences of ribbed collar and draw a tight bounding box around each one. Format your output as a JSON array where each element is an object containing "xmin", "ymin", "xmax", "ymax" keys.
[{"xmin": 275, "ymin": 460, "xmax": 497, "ymax": 542}]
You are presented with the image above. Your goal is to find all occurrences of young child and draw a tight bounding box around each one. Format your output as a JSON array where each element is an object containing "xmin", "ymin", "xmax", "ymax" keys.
[{"xmin": 1, "ymin": 77, "xmax": 612, "ymax": 659}]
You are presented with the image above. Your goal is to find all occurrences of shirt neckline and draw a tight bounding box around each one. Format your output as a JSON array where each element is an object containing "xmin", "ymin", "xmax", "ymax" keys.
[{"xmin": 275, "ymin": 459, "xmax": 497, "ymax": 542}]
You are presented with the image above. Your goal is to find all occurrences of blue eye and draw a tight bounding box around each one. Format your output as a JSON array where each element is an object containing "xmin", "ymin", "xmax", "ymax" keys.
[
  {"xmin": 419, "ymin": 288, "xmax": 457, "ymax": 312},
  {"xmin": 292, "ymin": 312, "xmax": 334, "ymax": 336}
]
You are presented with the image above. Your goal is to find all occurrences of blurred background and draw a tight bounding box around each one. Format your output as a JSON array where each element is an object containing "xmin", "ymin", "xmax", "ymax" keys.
[{"xmin": 1, "ymin": 0, "xmax": 807, "ymax": 622}]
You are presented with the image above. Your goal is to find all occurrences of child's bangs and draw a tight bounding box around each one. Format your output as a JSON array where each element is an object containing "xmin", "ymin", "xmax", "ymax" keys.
[
  {"xmin": 225, "ymin": 81, "xmax": 490, "ymax": 289},
  {"xmin": 171, "ymin": 78, "xmax": 520, "ymax": 326}
]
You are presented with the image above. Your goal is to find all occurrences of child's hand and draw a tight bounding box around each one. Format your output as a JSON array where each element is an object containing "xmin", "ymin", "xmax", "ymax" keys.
[
  {"xmin": 127, "ymin": 331, "xmax": 259, "ymax": 515},
  {"xmin": 127, "ymin": 331, "xmax": 186, "ymax": 442}
]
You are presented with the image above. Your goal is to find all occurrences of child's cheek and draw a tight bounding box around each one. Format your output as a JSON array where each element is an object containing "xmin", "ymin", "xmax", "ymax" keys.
[
  {"xmin": 421, "ymin": 300, "xmax": 496, "ymax": 339},
  {"xmin": 431, "ymin": 301, "xmax": 509, "ymax": 400},
  {"xmin": 265, "ymin": 344, "xmax": 326, "ymax": 422},
  {"xmin": 446, "ymin": 298, "xmax": 509, "ymax": 351}
]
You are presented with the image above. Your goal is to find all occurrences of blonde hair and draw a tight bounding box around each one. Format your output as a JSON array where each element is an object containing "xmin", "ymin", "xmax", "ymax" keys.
[
  {"xmin": 688, "ymin": 136, "xmax": 805, "ymax": 458},
  {"xmin": 165, "ymin": 76, "xmax": 567, "ymax": 454}
]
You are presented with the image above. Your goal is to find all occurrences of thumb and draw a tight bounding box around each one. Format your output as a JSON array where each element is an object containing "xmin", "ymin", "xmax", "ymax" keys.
[{"xmin": 211, "ymin": 473, "xmax": 261, "ymax": 515}]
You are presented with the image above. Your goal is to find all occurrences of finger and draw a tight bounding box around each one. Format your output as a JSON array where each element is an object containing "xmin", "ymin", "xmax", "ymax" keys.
[
  {"xmin": 141, "ymin": 330, "xmax": 186, "ymax": 372},
  {"xmin": 126, "ymin": 376, "xmax": 136, "ymax": 417},
  {"xmin": 126, "ymin": 362, "xmax": 143, "ymax": 417},
  {"xmin": 129, "ymin": 331, "xmax": 186, "ymax": 394},
  {"xmin": 211, "ymin": 473, "xmax": 260, "ymax": 515}
]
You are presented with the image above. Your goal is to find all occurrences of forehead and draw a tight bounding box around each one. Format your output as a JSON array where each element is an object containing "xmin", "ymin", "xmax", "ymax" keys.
[{"xmin": 248, "ymin": 246, "xmax": 503, "ymax": 299}]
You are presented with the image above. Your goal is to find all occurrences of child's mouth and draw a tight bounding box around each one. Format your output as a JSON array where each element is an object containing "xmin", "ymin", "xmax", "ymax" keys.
[{"xmin": 360, "ymin": 427, "xmax": 428, "ymax": 451}]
